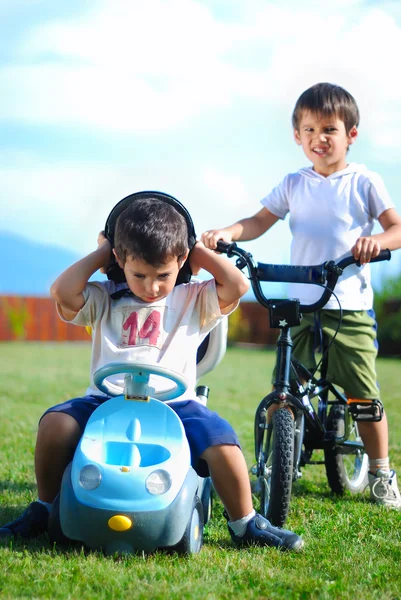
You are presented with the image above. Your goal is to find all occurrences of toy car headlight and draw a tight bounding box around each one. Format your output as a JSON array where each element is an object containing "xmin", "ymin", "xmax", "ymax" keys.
[
  {"xmin": 79, "ymin": 464, "xmax": 102, "ymax": 490},
  {"xmin": 145, "ymin": 470, "xmax": 171, "ymax": 495}
]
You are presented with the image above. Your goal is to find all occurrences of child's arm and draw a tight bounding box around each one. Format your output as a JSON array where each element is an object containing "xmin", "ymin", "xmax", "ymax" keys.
[
  {"xmin": 50, "ymin": 233, "xmax": 112, "ymax": 320},
  {"xmin": 189, "ymin": 241, "xmax": 249, "ymax": 310},
  {"xmin": 201, "ymin": 207, "xmax": 279, "ymax": 250},
  {"xmin": 351, "ymin": 208, "xmax": 401, "ymax": 264}
]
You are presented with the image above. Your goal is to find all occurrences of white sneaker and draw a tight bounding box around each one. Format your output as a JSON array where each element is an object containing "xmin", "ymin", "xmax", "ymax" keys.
[{"xmin": 368, "ymin": 469, "xmax": 401, "ymax": 509}]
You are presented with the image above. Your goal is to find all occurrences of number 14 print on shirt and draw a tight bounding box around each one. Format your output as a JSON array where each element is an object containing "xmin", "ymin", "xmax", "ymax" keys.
[{"xmin": 120, "ymin": 308, "xmax": 164, "ymax": 348}]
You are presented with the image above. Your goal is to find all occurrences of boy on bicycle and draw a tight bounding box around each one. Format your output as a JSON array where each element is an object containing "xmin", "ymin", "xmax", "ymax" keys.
[
  {"xmin": 202, "ymin": 82, "xmax": 401, "ymax": 508},
  {"xmin": 0, "ymin": 197, "xmax": 303, "ymax": 550}
]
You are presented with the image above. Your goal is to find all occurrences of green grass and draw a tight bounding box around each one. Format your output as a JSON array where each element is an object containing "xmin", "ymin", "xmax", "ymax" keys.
[{"xmin": 0, "ymin": 342, "xmax": 401, "ymax": 600}]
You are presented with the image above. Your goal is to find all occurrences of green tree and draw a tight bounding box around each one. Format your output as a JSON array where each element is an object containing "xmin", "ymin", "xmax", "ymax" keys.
[
  {"xmin": 1, "ymin": 298, "xmax": 30, "ymax": 340},
  {"xmin": 374, "ymin": 274, "xmax": 401, "ymax": 357}
]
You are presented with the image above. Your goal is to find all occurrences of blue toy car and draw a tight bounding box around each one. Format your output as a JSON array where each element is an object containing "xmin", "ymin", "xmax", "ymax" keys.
[{"xmin": 48, "ymin": 362, "xmax": 216, "ymax": 555}]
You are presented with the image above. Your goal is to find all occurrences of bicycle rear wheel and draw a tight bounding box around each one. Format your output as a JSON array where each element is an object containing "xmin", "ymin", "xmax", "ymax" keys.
[
  {"xmin": 255, "ymin": 406, "xmax": 294, "ymax": 527},
  {"xmin": 324, "ymin": 405, "xmax": 368, "ymax": 494}
]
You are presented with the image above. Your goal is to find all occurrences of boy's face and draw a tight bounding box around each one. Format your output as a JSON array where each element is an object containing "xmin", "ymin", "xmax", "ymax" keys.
[
  {"xmin": 113, "ymin": 252, "xmax": 189, "ymax": 303},
  {"xmin": 294, "ymin": 111, "xmax": 358, "ymax": 176}
]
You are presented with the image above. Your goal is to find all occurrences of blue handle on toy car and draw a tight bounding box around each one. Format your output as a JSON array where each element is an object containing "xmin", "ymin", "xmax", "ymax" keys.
[{"xmin": 93, "ymin": 362, "xmax": 188, "ymax": 402}]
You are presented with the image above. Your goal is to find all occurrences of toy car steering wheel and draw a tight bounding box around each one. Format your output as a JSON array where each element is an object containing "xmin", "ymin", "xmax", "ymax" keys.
[{"xmin": 93, "ymin": 362, "xmax": 188, "ymax": 402}]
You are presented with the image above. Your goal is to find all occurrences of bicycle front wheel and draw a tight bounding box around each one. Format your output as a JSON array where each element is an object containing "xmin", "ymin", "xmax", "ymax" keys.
[
  {"xmin": 256, "ymin": 407, "xmax": 294, "ymax": 527},
  {"xmin": 324, "ymin": 405, "xmax": 368, "ymax": 495}
]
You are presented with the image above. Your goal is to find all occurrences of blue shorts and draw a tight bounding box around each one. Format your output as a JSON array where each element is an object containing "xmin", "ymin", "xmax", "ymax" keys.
[{"xmin": 42, "ymin": 396, "xmax": 240, "ymax": 477}]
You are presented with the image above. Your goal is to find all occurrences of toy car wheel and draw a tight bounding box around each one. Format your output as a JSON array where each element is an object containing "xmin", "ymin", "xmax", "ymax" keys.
[
  {"xmin": 201, "ymin": 478, "xmax": 213, "ymax": 525},
  {"xmin": 174, "ymin": 497, "xmax": 204, "ymax": 555},
  {"xmin": 48, "ymin": 493, "xmax": 72, "ymax": 547}
]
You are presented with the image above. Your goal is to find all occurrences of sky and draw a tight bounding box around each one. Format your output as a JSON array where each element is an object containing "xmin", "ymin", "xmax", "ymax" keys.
[{"xmin": 1, "ymin": 0, "xmax": 401, "ymax": 289}]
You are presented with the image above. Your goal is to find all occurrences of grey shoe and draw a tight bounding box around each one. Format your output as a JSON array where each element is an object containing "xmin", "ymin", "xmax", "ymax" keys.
[
  {"xmin": 228, "ymin": 513, "xmax": 304, "ymax": 551},
  {"xmin": 368, "ymin": 470, "xmax": 401, "ymax": 509}
]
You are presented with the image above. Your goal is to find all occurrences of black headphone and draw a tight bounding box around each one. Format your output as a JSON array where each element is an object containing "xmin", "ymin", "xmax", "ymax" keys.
[{"xmin": 104, "ymin": 191, "xmax": 197, "ymax": 286}]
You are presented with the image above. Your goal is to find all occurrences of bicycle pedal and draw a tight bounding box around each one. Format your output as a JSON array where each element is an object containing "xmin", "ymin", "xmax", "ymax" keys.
[{"xmin": 347, "ymin": 398, "xmax": 383, "ymax": 422}]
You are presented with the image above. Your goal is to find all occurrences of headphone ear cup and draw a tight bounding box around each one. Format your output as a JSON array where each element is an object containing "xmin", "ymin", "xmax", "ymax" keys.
[
  {"xmin": 104, "ymin": 191, "xmax": 197, "ymax": 285},
  {"xmin": 176, "ymin": 258, "xmax": 192, "ymax": 285},
  {"xmin": 175, "ymin": 233, "xmax": 197, "ymax": 285},
  {"xmin": 106, "ymin": 257, "xmax": 126, "ymax": 283}
]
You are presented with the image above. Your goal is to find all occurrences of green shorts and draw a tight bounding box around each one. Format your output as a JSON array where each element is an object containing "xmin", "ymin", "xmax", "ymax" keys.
[{"xmin": 288, "ymin": 309, "xmax": 380, "ymax": 400}]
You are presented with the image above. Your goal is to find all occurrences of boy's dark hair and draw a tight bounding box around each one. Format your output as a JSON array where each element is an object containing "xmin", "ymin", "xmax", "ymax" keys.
[
  {"xmin": 292, "ymin": 82, "xmax": 360, "ymax": 133},
  {"xmin": 114, "ymin": 198, "xmax": 189, "ymax": 266}
]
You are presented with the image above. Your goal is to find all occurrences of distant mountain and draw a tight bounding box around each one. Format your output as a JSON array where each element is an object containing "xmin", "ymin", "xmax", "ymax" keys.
[
  {"xmin": 0, "ymin": 231, "xmax": 84, "ymax": 296},
  {"xmin": 0, "ymin": 230, "xmax": 258, "ymax": 300},
  {"xmin": 2, "ymin": 230, "xmax": 399, "ymax": 299}
]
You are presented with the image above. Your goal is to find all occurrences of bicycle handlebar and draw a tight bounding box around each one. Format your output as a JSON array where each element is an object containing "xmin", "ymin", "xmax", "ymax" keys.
[{"xmin": 216, "ymin": 240, "xmax": 391, "ymax": 313}]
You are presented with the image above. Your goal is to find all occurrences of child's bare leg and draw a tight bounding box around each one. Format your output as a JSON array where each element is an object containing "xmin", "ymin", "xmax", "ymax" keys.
[
  {"xmin": 35, "ymin": 412, "xmax": 82, "ymax": 502},
  {"xmin": 357, "ymin": 411, "xmax": 388, "ymax": 461},
  {"xmin": 200, "ymin": 444, "xmax": 253, "ymax": 520}
]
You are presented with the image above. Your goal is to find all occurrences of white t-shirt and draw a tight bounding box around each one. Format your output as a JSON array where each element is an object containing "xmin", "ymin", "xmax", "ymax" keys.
[
  {"xmin": 60, "ymin": 278, "xmax": 235, "ymax": 401},
  {"xmin": 261, "ymin": 163, "xmax": 394, "ymax": 310}
]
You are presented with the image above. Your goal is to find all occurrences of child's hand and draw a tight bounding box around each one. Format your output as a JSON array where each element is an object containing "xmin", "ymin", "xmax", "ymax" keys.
[
  {"xmin": 188, "ymin": 240, "xmax": 249, "ymax": 309},
  {"xmin": 351, "ymin": 237, "xmax": 381, "ymax": 265},
  {"xmin": 97, "ymin": 230, "xmax": 109, "ymax": 247},
  {"xmin": 201, "ymin": 229, "xmax": 233, "ymax": 250},
  {"xmin": 97, "ymin": 231, "xmax": 112, "ymax": 273}
]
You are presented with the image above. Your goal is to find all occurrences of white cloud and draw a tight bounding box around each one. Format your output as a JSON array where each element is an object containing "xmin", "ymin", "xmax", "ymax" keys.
[
  {"xmin": 2, "ymin": 0, "xmax": 239, "ymax": 131},
  {"xmin": 1, "ymin": 0, "xmax": 400, "ymax": 153},
  {"xmin": 0, "ymin": 153, "xmax": 287, "ymax": 257},
  {"xmin": 1, "ymin": 0, "xmax": 401, "ymax": 279}
]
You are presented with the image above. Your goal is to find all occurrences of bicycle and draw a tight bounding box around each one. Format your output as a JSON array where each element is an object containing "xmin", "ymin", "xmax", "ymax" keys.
[{"xmin": 216, "ymin": 240, "xmax": 390, "ymax": 527}]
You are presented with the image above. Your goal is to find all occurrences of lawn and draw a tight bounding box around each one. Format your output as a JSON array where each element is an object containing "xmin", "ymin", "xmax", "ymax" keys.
[{"xmin": 0, "ymin": 342, "xmax": 400, "ymax": 600}]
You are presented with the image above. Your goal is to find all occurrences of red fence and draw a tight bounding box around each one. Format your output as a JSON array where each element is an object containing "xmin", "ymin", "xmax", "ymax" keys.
[
  {"xmin": 232, "ymin": 301, "xmax": 279, "ymax": 346},
  {"xmin": 0, "ymin": 295, "xmax": 279, "ymax": 345},
  {"xmin": 0, "ymin": 296, "xmax": 90, "ymax": 342}
]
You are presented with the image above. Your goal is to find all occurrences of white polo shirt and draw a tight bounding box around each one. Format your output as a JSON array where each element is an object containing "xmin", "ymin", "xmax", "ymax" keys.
[{"xmin": 261, "ymin": 163, "xmax": 394, "ymax": 310}]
